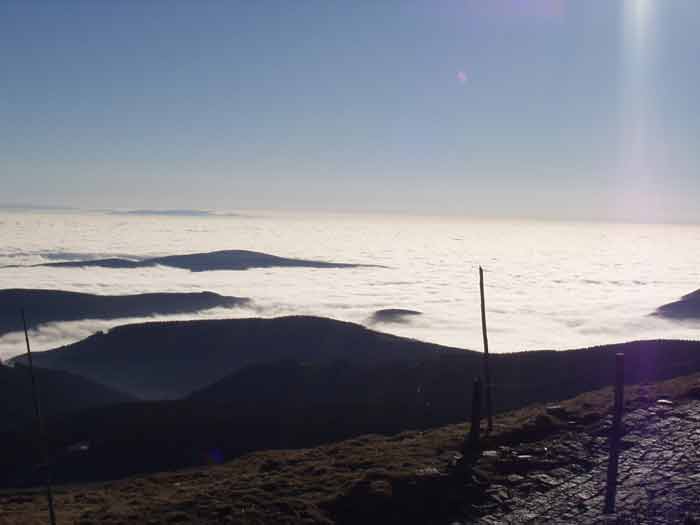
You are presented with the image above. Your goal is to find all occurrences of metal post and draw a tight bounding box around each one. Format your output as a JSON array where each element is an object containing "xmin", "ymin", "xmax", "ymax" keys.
[
  {"xmin": 604, "ymin": 353, "xmax": 625, "ymax": 515},
  {"xmin": 22, "ymin": 309, "xmax": 57, "ymax": 525},
  {"xmin": 479, "ymin": 267, "xmax": 494, "ymax": 432}
]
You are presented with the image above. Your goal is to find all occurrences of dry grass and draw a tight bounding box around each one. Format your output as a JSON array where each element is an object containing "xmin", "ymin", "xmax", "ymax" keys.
[{"xmin": 2, "ymin": 373, "xmax": 699, "ymax": 524}]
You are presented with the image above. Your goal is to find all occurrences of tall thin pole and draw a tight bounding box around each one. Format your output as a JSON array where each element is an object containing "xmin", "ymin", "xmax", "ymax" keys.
[
  {"xmin": 22, "ymin": 309, "xmax": 57, "ymax": 525},
  {"xmin": 479, "ymin": 267, "xmax": 494, "ymax": 432},
  {"xmin": 604, "ymin": 353, "xmax": 625, "ymax": 514}
]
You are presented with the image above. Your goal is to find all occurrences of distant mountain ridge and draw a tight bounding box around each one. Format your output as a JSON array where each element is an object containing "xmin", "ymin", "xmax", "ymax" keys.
[
  {"xmin": 12, "ymin": 249, "xmax": 382, "ymax": 272},
  {"xmin": 654, "ymin": 288, "xmax": 700, "ymax": 320},
  {"xmin": 0, "ymin": 362, "xmax": 134, "ymax": 433},
  {"xmin": 16, "ymin": 315, "xmax": 700, "ymax": 407},
  {"xmin": 110, "ymin": 209, "xmax": 217, "ymax": 217},
  {"xmin": 15, "ymin": 316, "xmax": 461, "ymax": 399},
  {"xmin": 0, "ymin": 289, "xmax": 249, "ymax": 337},
  {"xmin": 4, "ymin": 328, "xmax": 700, "ymax": 487},
  {"xmin": 189, "ymin": 338, "xmax": 700, "ymax": 411},
  {"xmin": 369, "ymin": 308, "xmax": 423, "ymax": 324}
]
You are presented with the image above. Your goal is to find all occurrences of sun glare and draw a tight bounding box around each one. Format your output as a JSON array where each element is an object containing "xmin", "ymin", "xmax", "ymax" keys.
[
  {"xmin": 625, "ymin": 0, "xmax": 655, "ymax": 56},
  {"xmin": 615, "ymin": 0, "xmax": 660, "ymax": 219}
]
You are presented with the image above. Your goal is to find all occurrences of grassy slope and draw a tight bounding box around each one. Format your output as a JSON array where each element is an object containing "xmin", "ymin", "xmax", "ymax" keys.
[{"xmin": 1, "ymin": 373, "xmax": 699, "ymax": 525}]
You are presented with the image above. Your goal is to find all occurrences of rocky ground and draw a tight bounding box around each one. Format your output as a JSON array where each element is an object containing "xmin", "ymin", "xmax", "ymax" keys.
[
  {"xmin": 1, "ymin": 375, "xmax": 699, "ymax": 524},
  {"xmin": 470, "ymin": 398, "xmax": 700, "ymax": 524}
]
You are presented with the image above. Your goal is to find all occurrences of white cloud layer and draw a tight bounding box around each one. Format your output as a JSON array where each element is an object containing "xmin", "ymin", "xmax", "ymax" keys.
[{"xmin": 1, "ymin": 210, "xmax": 700, "ymax": 362}]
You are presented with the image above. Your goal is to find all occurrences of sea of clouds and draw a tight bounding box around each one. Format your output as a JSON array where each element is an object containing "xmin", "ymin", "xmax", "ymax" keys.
[{"xmin": 1, "ymin": 209, "xmax": 700, "ymax": 362}]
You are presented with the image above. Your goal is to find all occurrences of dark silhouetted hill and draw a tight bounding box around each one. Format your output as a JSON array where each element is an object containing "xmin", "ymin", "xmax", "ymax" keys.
[
  {"xmin": 369, "ymin": 308, "xmax": 422, "ymax": 324},
  {"xmin": 0, "ymin": 363, "xmax": 134, "ymax": 434},
  {"xmin": 14, "ymin": 317, "xmax": 460, "ymax": 399},
  {"xmin": 190, "ymin": 338, "xmax": 700, "ymax": 415},
  {"xmin": 3, "ymin": 322, "xmax": 700, "ymax": 487},
  {"xmin": 654, "ymin": 289, "xmax": 700, "ymax": 320},
  {"xmin": 111, "ymin": 209, "xmax": 215, "ymax": 217},
  {"xmin": 21, "ymin": 249, "xmax": 380, "ymax": 272},
  {"xmin": 0, "ymin": 289, "xmax": 249, "ymax": 336}
]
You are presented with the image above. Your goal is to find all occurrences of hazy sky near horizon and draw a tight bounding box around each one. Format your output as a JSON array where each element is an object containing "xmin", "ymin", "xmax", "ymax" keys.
[{"xmin": 2, "ymin": 1, "xmax": 699, "ymax": 222}]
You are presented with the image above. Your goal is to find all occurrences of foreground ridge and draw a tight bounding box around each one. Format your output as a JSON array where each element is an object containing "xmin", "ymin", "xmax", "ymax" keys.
[{"xmin": 1, "ymin": 374, "xmax": 698, "ymax": 524}]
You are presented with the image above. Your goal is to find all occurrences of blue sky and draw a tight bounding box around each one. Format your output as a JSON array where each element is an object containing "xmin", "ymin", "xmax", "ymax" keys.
[{"xmin": 2, "ymin": 1, "xmax": 699, "ymax": 222}]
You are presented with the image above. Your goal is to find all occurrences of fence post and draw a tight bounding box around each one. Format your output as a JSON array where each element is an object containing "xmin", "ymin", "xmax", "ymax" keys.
[
  {"xmin": 604, "ymin": 352, "xmax": 625, "ymax": 515},
  {"xmin": 464, "ymin": 377, "xmax": 483, "ymax": 461},
  {"xmin": 479, "ymin": 267, "xmax": 494, "ymax": 432},
  {"xmin": 22, "ymin": 309, "xmax": 57, "ymax": 525}
]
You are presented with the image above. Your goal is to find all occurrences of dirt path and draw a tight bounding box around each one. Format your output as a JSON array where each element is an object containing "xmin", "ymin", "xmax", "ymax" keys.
[{"xmin": 469, "ymin": 400, "xmax": 700, "ymax": 524}]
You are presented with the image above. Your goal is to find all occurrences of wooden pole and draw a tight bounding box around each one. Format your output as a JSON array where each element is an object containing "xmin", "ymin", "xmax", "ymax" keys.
[
  {"xmin": 479, "ymin": 267, "xmax": 494, "ymax": 432},
  {"xmin": 604, "ymin": 352, "xmax": 625, "ymax": 515},
  {"xmin": 22, "ymin": 309, "xmax": 57, "ymax": 525}
]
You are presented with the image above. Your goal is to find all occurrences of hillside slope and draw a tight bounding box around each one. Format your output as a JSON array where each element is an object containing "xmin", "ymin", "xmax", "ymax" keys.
[
  {"xmin": 0, "ymin": 363, "xmax": 134, "ymax": 433},
  {"xmin": 0, "ymin": 289, "xmax": 249, "ymax": 337},
  {"xmin": 2, "ymin": 373, "xmax": 698, "ymax": 524},
  {"xmin": 16, "ymin": 317, "xmax": 464, "ymax": 399},
  {"xmin": 655, "ymin": 288, "xmax": 700, "ymax": 320},
  {"xmin": 3, "ymin": 335, "xmax": 700, "ymax": 488}
]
